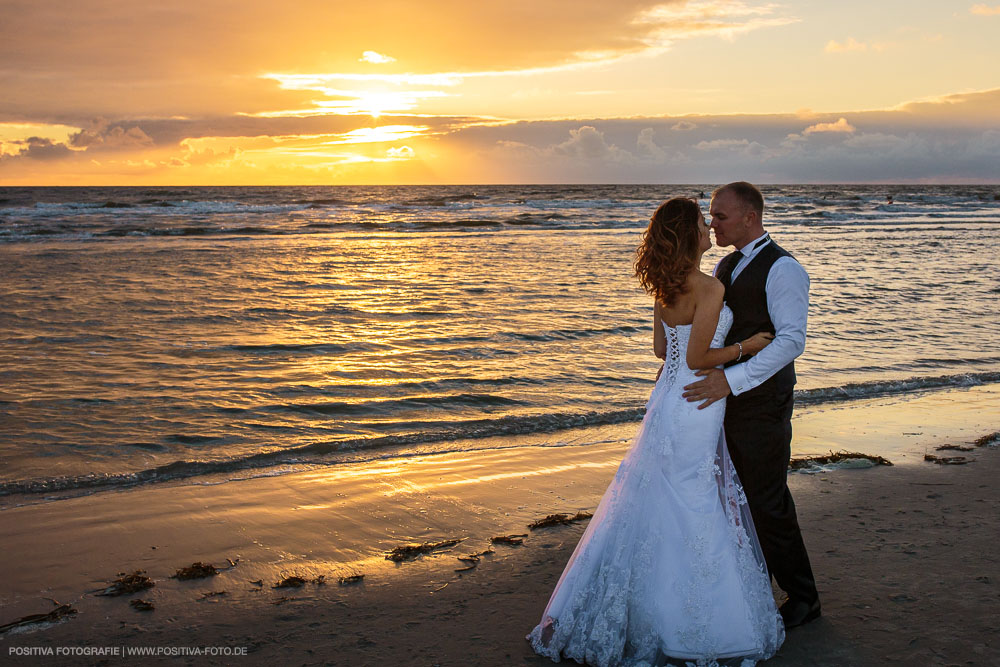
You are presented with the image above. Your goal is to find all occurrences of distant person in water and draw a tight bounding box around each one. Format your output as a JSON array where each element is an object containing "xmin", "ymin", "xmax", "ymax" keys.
[{"xmin": 886, "ymin": 195, "xmax": 894, "ymax": 205}]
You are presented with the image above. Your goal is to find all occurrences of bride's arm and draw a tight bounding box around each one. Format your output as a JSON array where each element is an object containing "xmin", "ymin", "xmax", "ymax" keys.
[
  {"xmin": 653, "ymin": 299, "xmax": 666, "ymax": 360},
  {"xmin": 686, "ymin": 280, "xmax": 772, "ymax": 370}
]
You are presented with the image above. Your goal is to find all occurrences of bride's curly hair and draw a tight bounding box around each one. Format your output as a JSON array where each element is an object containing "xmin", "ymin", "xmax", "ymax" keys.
[{"xmin": 634, "ymin": 197, "xmax": 703, "ymax": 306}]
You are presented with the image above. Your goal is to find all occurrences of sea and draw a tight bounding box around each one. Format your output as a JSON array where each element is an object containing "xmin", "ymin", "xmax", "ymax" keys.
[{"xmin": 2, "ymin": 184, "xmax": 998, "ymax": 501}]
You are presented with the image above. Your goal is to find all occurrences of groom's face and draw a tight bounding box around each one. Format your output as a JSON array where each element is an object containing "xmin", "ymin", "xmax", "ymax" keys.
[{"xmin": 709, "ymin": 191, "xmax": 752, "ymax": 249}]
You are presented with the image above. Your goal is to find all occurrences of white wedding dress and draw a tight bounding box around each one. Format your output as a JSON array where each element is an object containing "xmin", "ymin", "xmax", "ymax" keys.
[{"xmin": 527, "ymin": 306, "xmax": 784, "ymax": 666}]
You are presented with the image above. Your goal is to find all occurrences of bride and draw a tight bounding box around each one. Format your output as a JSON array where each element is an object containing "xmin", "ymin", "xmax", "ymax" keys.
[{"xmin": 527, "ymin": 198, "xmax": 785, "ymax": 666}]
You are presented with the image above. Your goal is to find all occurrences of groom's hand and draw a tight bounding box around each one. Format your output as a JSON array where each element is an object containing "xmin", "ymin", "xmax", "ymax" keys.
[{"xmin": 682, "ymin": 369, "xmax": 731, "ymax": 410}]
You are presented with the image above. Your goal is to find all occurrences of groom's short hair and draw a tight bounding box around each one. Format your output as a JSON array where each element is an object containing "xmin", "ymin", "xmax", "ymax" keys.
[{"xmin": 715, "ymin": 181, "xmax": 764, "ymax": 221}]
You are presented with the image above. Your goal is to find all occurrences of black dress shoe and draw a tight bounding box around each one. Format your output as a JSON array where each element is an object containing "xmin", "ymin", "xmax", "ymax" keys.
[{"xmin": 779, "ymin": 598, "xmax": 821, "ymax": 628}]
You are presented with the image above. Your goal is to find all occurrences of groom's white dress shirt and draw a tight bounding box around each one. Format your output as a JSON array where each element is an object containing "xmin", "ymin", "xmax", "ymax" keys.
[{"xmin": 716, "ymin": 232, "xmax": 810, "ymax": 397}]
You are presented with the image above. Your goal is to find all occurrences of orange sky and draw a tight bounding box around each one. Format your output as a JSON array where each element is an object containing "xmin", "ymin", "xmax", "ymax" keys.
[{"xmin": 1, "ymin": 1, "xmax": 999, "ymax": 184}]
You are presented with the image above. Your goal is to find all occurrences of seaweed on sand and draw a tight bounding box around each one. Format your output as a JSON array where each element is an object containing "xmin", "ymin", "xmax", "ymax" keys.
[
  {"xmin": 528, "ymin": 512, "xmax": 594, "ymax": 530},
  {"xmin": 385, "ymin": 538, "xmax": 464, "ymax": 562},
  {"xmin": 273, "ymin": 576, "xmax": 307, "ymax": 589},
  {"xmin": 459, "ymin": 548, "xmax": 494, "ymax": 562},
  {"xmin": 788, "ymin": 451, "xmax": 893, "ymax": 470},
  {"xmin": 0, "ymin": 604, "xmax": 78, "ymax": 634},
  {"xmin": 490, "ymin": 534, "xmax": 528, "ymax": 546},
  {"xmin": 973, "ymin": 431, "xmax": 1000, "ymax": 447},
  {"xmin": 171, "ymin": 562, "xmax": 218, "ymax": 580},
  {"xmin": 338, "ymin": 574, "xmax": 365, "ymax": 586},
  {"xmin": 924, "ymin": 454, "xmax": 970, "ymax": 465},
  {"xmin": 96, "ymin": 571, "xmax": 154, "ymax": 597},
  {"xmin": 454, "ymin": 548, "xmax": 495, "ymax": 572},
  {"xmin": 130, "ymin": 599, "xmax": 155, "ymax": 611},
  {"xmin": 171, "ymin": 558, "xmax": 238, "ymax": 580},
  {"xmin": 936, "ymin": 444, "xmax": 974, "ymax": 452}
]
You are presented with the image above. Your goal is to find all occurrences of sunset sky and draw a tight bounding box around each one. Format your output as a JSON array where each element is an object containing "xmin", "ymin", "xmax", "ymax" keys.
[{"xmin": 1, "ymin": 0, "xmax": 998, "ymax": 185}]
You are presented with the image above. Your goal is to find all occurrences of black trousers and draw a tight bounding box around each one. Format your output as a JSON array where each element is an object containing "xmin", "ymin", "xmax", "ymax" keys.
[{"xmin": 724, "ymin": 389, "xmax": 818, "ymax": 605}]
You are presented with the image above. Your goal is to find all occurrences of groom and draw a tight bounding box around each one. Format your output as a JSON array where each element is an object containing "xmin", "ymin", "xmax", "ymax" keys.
[{"xmin": 683, "ymin": 181, "xmax": 821, "ymax": 628}]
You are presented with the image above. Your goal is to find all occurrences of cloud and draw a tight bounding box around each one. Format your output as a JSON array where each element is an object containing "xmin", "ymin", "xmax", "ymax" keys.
[
  {"xmin": 479, "ymin": 125, "xmax": 637, "ymax": 175},
  {"xmin": 695, "ymin": 138, "xmax": 749, "ymax": 150},
  {"xmin": 70, "ymin": 118, "xmax": 154, "ymax": 150},
  {"xmin": 803, "ymin": 117, "xmax": 856, "ymax": 134},
  {"xmin": 0, "ymin": 0, "xmax": 801, "ymax": 124},
  {"xmin": 1, "ymin": 136, "xmax": 74, "ymax": 161},
  {"xmin": 4, "ymin": 113, "xmax": 469, "ymax": 155},
  {"xmin": 3, "ymin": 75, "xmax": 999, "ymax": 184},
  {"xmin": 895, "ymin": 88, "xmax": 1000, "ymax": 126},
  {"xmin": 179, "ymin": 141, "xmax": 241, "ymax": 167},
  {"xmin": 693, "ymin": 138, "xmax": 765, "ymax": 156},
  {"xmin": 0, "ymin": 3, "xmax": 688, "ymax": 106},
  {"xmin": 386, "ymin": 145, "xmax": 415, "ymax": 159},
  {"xmin": 444, "ymin": 88, "xmax": 1000, "ymax": 183},
  {"xmin": 359, "ymin": 51, "xmax": 396, "ymax": 64},
  {"xmin": 634, "ymin": 1, "xmax": 799, "ymax": 44},
  {"xmin": 636, "ymin": 127, "xmax": 666, "ymax": 158},
  {"xmin": 552, "ymin": 126, "xmax": 629, "ymax": 160},
  {"xmin": 825, "ymin": 37, "xmax": 867, "ymax": 53},
  {"xmin": 970, "ymin": 4, "xmax": 1000, "ymax": 15}
]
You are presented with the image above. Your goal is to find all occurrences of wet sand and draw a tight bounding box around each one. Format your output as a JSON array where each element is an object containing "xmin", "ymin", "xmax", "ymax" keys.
[{"xmin": 1, "ymin": 386, "xmax": 998, "ymax": 665}]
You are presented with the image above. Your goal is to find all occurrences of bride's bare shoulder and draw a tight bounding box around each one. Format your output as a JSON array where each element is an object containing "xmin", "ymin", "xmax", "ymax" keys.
[{"xmin": 690, "ymin": 272, "xmax": 724, "ymax": 299}]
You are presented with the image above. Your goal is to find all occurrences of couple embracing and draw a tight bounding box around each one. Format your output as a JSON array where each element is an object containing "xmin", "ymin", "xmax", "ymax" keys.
[{"xmin": 528, "ymin": 182, "xmax": 820, "ymax": 666}]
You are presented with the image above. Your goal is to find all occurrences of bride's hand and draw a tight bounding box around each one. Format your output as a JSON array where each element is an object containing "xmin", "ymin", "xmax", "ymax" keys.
[{"xmin": 741, "ymin": 332, "xmax": 774, "ymax": 355}]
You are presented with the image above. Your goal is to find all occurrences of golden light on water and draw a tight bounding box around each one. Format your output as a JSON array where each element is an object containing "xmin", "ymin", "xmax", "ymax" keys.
[
  {"xmin": 294, "ymin": 452, "xmax": 622, "ymax": 497},
  {"xmin": 433, "ymin": 460, "xmax": 619, "ymax": 489}
]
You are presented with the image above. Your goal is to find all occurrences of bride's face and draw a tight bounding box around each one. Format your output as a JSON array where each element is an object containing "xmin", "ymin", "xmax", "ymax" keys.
[{"xmin": 697, "ymin": 211, "xmax": 711, "ymax": 252}]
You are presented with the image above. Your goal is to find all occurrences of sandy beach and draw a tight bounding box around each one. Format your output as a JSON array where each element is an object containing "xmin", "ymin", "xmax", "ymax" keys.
[{"xmin": 2, "ymin": 385, "xmax": 998, "ymax": 666}]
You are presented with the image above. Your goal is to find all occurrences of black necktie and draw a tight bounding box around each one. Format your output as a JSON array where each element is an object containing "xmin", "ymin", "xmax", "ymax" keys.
[
  {"xmin": 721, "ymin": 235, "xmax": 771, "ymax": 286},
  {"xmin": 718, "ymin": 252, "xmax": 743, "ymax": 287}
]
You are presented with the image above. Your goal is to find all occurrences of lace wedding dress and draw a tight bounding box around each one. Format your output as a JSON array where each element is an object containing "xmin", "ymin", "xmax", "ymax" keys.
[{"xmin": 527, "ymin": 306, "xmax": 784, "ymax": 666}]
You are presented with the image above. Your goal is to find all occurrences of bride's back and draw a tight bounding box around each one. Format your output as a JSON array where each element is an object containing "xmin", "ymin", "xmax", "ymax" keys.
[{"xmin": 657, "ymin": 272, "xmax": 717, "ymax": 327}]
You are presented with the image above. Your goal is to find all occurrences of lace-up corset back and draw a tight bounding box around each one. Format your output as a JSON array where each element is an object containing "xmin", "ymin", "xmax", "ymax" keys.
[{"xmin": 659, "ymin": 305, "xmax": 734, "ymax": 388}]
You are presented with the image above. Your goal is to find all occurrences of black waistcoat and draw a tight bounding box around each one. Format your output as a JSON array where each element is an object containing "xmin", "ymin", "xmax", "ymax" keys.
[{"xmin": 717, "ymin": 240, "xmax": 797, "ymax": 398}]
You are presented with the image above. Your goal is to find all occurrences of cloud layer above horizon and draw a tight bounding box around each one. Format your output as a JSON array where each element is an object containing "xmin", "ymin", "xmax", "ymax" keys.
[{"xmin": 1, "ymin": 0, "xmax": 998, "ymax": 184}]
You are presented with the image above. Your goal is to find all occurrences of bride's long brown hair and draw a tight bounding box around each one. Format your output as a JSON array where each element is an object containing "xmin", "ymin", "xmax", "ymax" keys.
[{"xmin": 634, "ymin": 197, "xmax": 702, "ymax": 306}]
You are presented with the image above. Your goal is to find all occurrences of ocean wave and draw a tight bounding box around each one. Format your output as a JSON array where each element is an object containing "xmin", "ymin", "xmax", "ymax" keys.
[
  {"xmin": 1, "ymin": 217, "xmax": 587, "ymax": 241},
  {"xmin": 413, "ymin": 218, "xmax": 502, "ymax": 228},
  {"xmin": 0, "ymin": 407, "xmax": 645, "ymax": 498},
  {"xmin": 506, "ymin": 212, "xmax": 571, "ymax": 224},
  {"xmin": 402, "ymin": 193, "xmax": 486, "ymax": 207},
  {"xmin": 170, "ymin": 326, "xmax": 644, "ymax": 359},
  {"xmin": 795, "ymin": 370, "xmax": 1000, "ymax": 405},
  {"xmin": 3, "ymin": 370, "xmax": 998, "ymax": 499},
  {"xmin": 227, "ymin": 341, "xmax": 383, "ymax": 354},
  {"xmin": 298, "ymin": 197, "xmax": 353, "ymax": 207},
  {"xmin": 267, "ymin": 392, "xmax": 526, "ymax": 417},
  {"xmin": 3, "ymin": 192, "xmax": 996, "ymax": 243}
]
